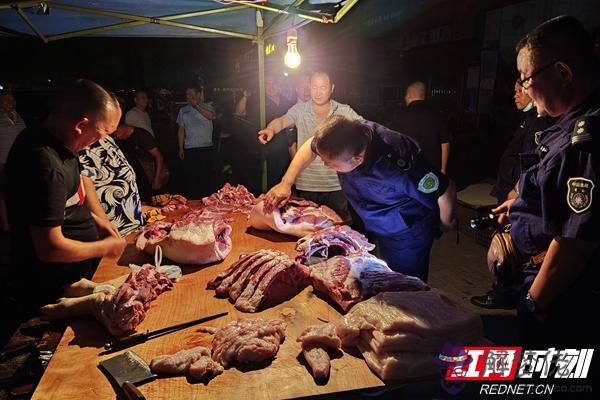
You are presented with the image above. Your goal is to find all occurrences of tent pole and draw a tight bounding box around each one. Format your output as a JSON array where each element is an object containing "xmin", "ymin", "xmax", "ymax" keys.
[
  {"xmin": 12, "ymin": 4, "xmax": 47, "ymax": 42},
  {"xmin": 334, "ymin": 0, "xmax": 360, "ymax": 23},
  {"xmin": 257, "ymin": 10, "xmax": 267, "ymax": 193}
]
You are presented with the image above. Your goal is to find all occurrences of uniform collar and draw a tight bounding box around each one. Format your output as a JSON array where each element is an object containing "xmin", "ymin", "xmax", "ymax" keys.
[{"xmin": 555, "ymin": 86, "xmax": 600, "ymax": 134}]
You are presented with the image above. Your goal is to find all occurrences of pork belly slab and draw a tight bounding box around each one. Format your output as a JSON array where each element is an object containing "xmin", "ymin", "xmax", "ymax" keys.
[{"xmin": 336, "ymin": 289, "xmax": 483, "ymax": 348}]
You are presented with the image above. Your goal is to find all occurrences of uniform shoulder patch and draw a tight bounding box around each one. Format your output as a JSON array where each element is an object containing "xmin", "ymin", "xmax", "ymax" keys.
[
  {"xmin": 418, "ymin": 172, "xmax": 439, "ymax": 194},
  {"xmin": 567, "ymin": 177, "xmax": 594, "ymax": 214}
]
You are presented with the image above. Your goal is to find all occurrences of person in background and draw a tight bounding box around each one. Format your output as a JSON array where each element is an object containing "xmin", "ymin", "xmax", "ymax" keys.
[
  {"xmin": 287, "ymin": 74, "xmax": 311, "ymax": 159},
  {"xmin": 5, "ymin": 79, "xmax": 126, "ymax": 316},
  {"xmin": 177, "ymin": 86, "xmax": 215, "ymax": 199},
  {"xmin": 235, "ymin": 75, "xmax": 292, "ymax": 189},
  {"xmin": 125, "ymin": 90, "xmax": 154, "ymax": 136},
  {"xmin": 384, "ymin": 81, "xmax": 450, "ymax": 174},
  {"xmin": 112, "ymin": 122, "xmax": 167, "ymax": 202},
  {"xmin": 495, "ymin": 15, "xmax": 600, "ymax": 348},
  {"xmin": 264, "ymin": 115, "xmax": 456, "ymax": 281},
  {"xmin": 258, "ymin": 71, "xmax": 360, "ymax": 221},
  {"xmin": 488, "ymin": 81, "xmax": 556, "ymax": 204},
  {"xmin": 0, "ymin": 91, "xmax": 26, "ymax": 232}
]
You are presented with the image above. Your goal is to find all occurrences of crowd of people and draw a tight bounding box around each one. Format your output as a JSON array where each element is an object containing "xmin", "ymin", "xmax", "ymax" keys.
[{"xmin": 0, "ymin": 15, "xmax": 598, "ymax": 352}]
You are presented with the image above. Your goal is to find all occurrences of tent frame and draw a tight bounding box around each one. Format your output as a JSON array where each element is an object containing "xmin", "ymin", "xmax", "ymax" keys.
[{"xmin": 0, "ymin": 0, "xmax": 360, "ymax": 191}]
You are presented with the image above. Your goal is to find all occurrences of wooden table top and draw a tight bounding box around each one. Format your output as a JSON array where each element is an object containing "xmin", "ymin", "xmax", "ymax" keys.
[{"xmin": 32, "ymin": 209, "xmax": 384, "ymax": 400}]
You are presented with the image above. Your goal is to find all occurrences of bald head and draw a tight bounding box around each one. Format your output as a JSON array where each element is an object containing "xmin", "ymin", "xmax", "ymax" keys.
[{"xmin": 405, "ymin": 81, "xmax": 426, "ymax": 105}]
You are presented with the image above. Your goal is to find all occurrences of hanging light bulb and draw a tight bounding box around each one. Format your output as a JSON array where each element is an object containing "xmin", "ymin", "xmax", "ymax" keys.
[{"xmin": 284, "ymin": 28, "xmax": 301, "ymax": 69}]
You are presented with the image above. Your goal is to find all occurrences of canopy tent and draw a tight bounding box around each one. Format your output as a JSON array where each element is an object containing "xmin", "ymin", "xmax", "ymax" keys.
[
  {"xmin": 0, "ymin": 0, "xmax": 359, "ymax": 191},
  {"xmin": 0, "ymin": 1, "xmax": 360, "ymax": 41}
]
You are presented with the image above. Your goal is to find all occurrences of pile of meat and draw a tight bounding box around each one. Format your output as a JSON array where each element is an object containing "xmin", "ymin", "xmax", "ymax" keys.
[
  {"xmin": 207, "ymin": 250, "xmax": 309, "ymax": 312},
  {"xmin": 100, "ymin": 265, "xmax": 174, "ymax": 336},
  {"xmin": 150, "ymin": 318, "xmax": 286, "ymax": 381},
  {"xmin": 202, "ymin": 183, "xmax": 258, "ymax": 215},
  {"xmin": 249, "ymin": 199, "xmax": 343, "ymax": 238},
  {"xmin": 296, "ymin": 323, "xmax": 341, "ymax": 381},
  {"xmin": 337, "ymin": 290, "xmax": 484, "ymax": 381},
  {"xmin": 301, "ymin": 254, "xmax": 429, "ymax": 311},
  {"xmin": 150, "ymin": 346, "xmax": 224, "ymax": 381},
  {"xmin": 136, "ymin": 209, "xmax": 232, "ymax": 265},
  {"xmin": 295, "ymin": 225, "xmax": 375, "ymax": 265}
]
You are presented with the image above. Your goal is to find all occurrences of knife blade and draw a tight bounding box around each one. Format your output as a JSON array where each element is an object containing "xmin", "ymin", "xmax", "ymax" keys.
[{"xmin": 104, "ymin": 311, "xmax": 227, "ymax": 352}]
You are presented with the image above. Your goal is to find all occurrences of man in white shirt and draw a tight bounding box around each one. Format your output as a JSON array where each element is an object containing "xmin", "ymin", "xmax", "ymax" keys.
[
  {"xmin": 125, "ymin": 90, "xmax": 154, "ymax": 136},
  {"xmin": 258, "ymin": 71, "xmax": 360, "ymax": 220}
]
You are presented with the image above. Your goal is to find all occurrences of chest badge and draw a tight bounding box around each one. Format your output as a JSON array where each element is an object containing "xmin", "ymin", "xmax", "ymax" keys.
[
  {"xmin": 418, "ymin": 172, "xmax": 439, "ymax": 194},
  {"xmin": 567, "ymin": 177, "xmax": 594, "ymax": 214}
]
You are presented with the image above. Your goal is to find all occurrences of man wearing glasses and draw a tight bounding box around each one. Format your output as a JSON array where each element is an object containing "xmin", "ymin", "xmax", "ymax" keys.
[{"xmin": 493, "ymin": 16, "xmax": 600, "ymax": 348}]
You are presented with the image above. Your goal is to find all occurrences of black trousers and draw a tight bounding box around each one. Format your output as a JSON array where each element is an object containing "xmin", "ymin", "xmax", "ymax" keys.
[{"xmin": 183, "ymin": 146, "xmax": 215, "ymax": 199}]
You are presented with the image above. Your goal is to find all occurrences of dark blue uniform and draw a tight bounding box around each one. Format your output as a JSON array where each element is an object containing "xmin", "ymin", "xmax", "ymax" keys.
[
  {"xmin": 332, "ymin": 120, "xmax": 448, "ymax": 281},
  {"xmin": 509, "ymin": 88, "xmax": 600, "ymax": 347}
]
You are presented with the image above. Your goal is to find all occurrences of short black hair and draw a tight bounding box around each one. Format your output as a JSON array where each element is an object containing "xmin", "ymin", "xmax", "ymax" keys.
[
  {"xmin": 516, "ymin": 15, "xmax": 597, "ymax": 73},
  {"xmin": 51, "ymin": 79, "xmax": 119, "ymax": 121},
  {"xmin": 313, "ymin": 115, "xmax": 371, "ymax": 160},
  {"xmin": 310, "ymin": 70, "xmax": 334, "ymax": 86}
]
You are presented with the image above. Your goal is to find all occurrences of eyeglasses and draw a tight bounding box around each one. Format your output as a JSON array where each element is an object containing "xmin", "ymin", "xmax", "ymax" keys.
[{"xmin": 518, "ymin": 60, "xmax": 557, "ymax": 89}]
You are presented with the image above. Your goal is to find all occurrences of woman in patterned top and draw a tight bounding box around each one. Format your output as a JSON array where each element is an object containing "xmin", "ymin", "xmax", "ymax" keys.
[{"xmin": 79, "ymin": 135, "xmax": 144, "ymax": 236}]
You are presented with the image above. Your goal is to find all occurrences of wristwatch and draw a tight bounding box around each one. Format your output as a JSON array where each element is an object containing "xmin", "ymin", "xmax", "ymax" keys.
[{"xmin": 525, "ymin": 291, "xmax": 537, "ymax": 313}]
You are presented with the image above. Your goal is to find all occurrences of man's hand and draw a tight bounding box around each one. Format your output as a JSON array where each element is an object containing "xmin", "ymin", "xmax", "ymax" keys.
[
  {"xmin": 258, "ymin": 128, "xmax": 275, "ymax": 144},
  {"xmin": 492, "ymin": 198, "xmax": 516, "ymax": 225},
  {"xmin": 91, "ymin": 212, "xmax": 120, "ymax": 239},
  {"xmin": 179, "ymin": 148, "xmax": 185, "ymax": 160},
  {"xmin": 102, "ymin": 236, "xmax": 127, "ymax": 260},
  {"xmin": 263, "ymin": 182, "xmax": 292, "ymax": 213}
]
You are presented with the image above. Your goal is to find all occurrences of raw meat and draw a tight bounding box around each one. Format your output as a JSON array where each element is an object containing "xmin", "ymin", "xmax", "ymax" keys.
[
  {"xmin": 297, "ymin": 323, "xmax": 341, "ymax": 349},
  {"xmin": 302, "ymin": 345, "xmax": 331, "ymax": 381},
  {"xmin": 249, "ymin": 198, "xmax": 343, "ymax": 238},
  {"xmin": 336, "ymin": 290, "xmax": 483, "ymax": 348},
  {"xmin": 136, "ymin": 209, "xmax": 232, "ymax": 265},
  {"xmin": 297, "ymin": 323, "xmax": 342, "ymax": 381},
  {"xmin": 357, "ymin": 340, "xmax": 438, "ymax": 381},
  {"xmin": 304, "ymin": 254, "xmax": 428, "ymax": 312},
  {"xmin": 296, "ymin": 225, "xmax": 375, "ymax": 265},
  {"xmin": 188, "ymin": 356, "xmax": 224, "ymax": 380},
  {"xmin": 207, "ymin": 250, "xmax": 309, "ymax": 312},
  {"xmin": 150, "ymin": 346, "xmax": 211, "ymax": 374},
  {"xmin": 150, "ymin": 346, "xmax": 223, "ymax": 380},
  {"xmin": 101, "ymin": 265, "xmax": 173, "ymax": 336},
  {"xmin": 360, "ymin": 322, "xmax": 485, "ymax": 353},
  {"xmin": 202, "ymin": 183, "xmax": 258, "ymax": 215},
  {"xmin": 211, "ymin": 318, "xmax": 286, "ymax": 368}
]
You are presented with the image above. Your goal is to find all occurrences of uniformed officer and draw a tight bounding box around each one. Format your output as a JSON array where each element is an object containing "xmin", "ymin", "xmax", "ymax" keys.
[
  {"xmin": 494, "ymin": 16, "xmax": 600, "ymax": 347},
  {"xmin": 264, "ymin": 115, "xmax": 456, "ymax": 282}
]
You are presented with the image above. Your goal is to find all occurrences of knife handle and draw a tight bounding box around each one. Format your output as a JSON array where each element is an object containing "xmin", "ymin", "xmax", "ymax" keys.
[
  {"xmin": 122, "ymin": 381, "xmax": 145, "ymax": 400},
  {"xmin": 105, "ymin": 332, "xmax": 148, "ymax": 351}
]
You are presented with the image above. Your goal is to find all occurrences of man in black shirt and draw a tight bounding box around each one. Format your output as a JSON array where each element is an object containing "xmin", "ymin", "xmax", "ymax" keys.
[
  {"xmin": 385, "ymin": 81, "xmax": 450, "ymax": 174},
  {"xmin": 5, "ymin": 79, "xmax": 126, "ymax": 315},
  {"xmin": 113, "ymin": 122, "xmax": 167, "ymax": 202}
]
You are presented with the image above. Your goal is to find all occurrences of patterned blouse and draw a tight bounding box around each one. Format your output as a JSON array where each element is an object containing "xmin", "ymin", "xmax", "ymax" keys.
[{"xmin": 79, "ymin": 136, "xmax": 144, "ymax": 236}]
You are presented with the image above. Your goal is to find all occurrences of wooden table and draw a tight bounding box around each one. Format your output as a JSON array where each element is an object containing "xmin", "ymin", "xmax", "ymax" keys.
[{"xmin": 32, "ymin": 211, "xmax": 384, "ymax": 399}]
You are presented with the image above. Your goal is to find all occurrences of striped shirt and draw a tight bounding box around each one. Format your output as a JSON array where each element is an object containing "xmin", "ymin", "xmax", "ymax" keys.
[{"xmin": 285, "ymin": 100, "xmax": 360, "ymax": 191}]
